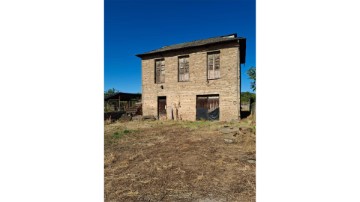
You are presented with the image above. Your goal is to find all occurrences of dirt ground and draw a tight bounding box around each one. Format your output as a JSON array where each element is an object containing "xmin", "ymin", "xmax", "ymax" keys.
[{"xmin": 104, "ymin": 119, "xmax": 256, "ymax": 202}]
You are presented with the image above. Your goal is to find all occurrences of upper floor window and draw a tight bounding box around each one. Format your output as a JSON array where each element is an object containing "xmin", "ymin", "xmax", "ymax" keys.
[
  {"xmin": 207, "ymin": 52, "xmax": 220, "ymax": 79},
  {"xmin": 178, "ymin": 56, "xmax": 189, "ymax": 82},
  {"xmin": 155, "ymin": 59, "xmax": 165, "ymax": 83}
]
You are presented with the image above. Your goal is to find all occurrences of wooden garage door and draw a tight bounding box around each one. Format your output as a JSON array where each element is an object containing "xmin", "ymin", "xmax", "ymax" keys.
[{"xmin": 196, "ymin": 95, "xmax": 219, "ymax": 120}]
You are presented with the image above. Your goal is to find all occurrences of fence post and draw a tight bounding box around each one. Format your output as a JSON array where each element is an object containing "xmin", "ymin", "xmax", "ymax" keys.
[{"xmin": 118, "ymin": 95, "xmax": 121, "ymax": 112}]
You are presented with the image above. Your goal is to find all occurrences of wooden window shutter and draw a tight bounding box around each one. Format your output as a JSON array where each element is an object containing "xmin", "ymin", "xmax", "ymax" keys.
[
  {"xmin": 184, "ymin": 57, "xmax": 189, "ymax": 80},
  {"xmin": 160, "ymin": 60, "xmax": 165, "ymax": 83},
  {"xmin": 208, "ymin": 52, "xmax": 220, "ymax": 79},
  {"xmin": 155, "ymin": 59, "xmax": 165, "ymax": 83},
  {"xmin": 179, "ymin": 57, "xmax": 189, "ymax": 81},
  {"xmin": 214, "ymin": 53, "xmax": 220, "ymax": 78},
  {"xmin": 155, "ymin": 60, "xmax": 161, "ymax": 83},
  {"xmin": 179, "ymin": 58, "xmax": 184, "ymax": 81},
  {"xmin": 208, "ymin": 54, "xmax": 214, "ymax": 79}
]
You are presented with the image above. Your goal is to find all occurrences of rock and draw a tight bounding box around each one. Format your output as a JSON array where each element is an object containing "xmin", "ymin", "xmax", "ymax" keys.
[
  {"xmin": 224, "ymin": 138, "xmax": 235, "ymax": 144},
  {"xmin": 219, "ymin": 127, "xmax": 239, "ymax": 134},
  {"xmin": 223, "ymin": 133, "xmax": 237, "ymax": 139},
  {"xmin": 247, "ymin": 159, "xmax": 256, "ymax": 164},
  {"xmin": 132, "ymin": 115, "xmax": 143, "ymax": 121},
  {"xmin": 119, "ymin": 114, "xmax": 132, "ymax": 121}
]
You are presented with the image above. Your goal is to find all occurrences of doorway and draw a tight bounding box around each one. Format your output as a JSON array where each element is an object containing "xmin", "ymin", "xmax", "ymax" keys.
[
  {"xmin": 158, "ymin": 96, "xmax": 167, "ymax": 120},
  {"xmin": 196, "ymin": 95, "xmax": 219, "ymax": 120}
]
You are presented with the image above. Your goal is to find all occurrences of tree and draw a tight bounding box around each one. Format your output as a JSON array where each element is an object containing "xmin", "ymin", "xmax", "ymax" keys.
[
  {"xmin": 247, "ymin": 67, "xmax": 256, "ymax": 92},
  {"xmin": 104, "ymin": 88, "xmax": 119, "ymax": 98},
  {"xmin": 241, "ymin": 92, "xmax": 256, "ymax": 103}
]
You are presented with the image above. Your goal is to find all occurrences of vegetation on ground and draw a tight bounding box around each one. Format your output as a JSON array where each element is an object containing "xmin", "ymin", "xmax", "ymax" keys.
[
  {"xmin": 111, "ymin": 129, "xmax": 135, "ymax": 139},
  {"xmin": 105, "ymin": 119, "xmax": 256, "ymax": 201}
]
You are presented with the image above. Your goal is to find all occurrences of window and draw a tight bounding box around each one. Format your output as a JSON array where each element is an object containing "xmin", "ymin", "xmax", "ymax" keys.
[
  {"xmin": 207, "ymin": 52, "xmax": 220, "ymax": 79},
  {"xmin": 155, "ymin": 59, "xmax": 165, "ymax": 83},
  {"xmin": 178, "ymin": 56, "xmax": 189, "ymax": 81}
]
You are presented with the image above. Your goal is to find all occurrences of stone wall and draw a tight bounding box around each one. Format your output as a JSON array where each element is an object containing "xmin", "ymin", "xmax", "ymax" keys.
[
  {"xmin": 141, "ymin": 42, "xmax": 241, "ymax": 121},
  {"xmin": 241, "ymin": 103, "xmax": 250, "ymax": 111}
]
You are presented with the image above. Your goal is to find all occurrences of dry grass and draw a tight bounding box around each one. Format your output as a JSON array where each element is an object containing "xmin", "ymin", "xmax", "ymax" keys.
[{"xmin": 104, "ymin": 119, "xmax": 256, "ymax": 202}]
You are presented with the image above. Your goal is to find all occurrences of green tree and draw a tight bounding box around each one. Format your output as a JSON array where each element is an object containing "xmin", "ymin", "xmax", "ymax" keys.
[
  {"xmin": 104, "ymin": 88, "xmax": 119, "ymax": 98},
  {"xmin": 241, "ymin": 92, "xmax": 256, "ymax": 103},
  {"xmin": 247, "ymin": 67, "xmax": 256, "ymax": 92}
]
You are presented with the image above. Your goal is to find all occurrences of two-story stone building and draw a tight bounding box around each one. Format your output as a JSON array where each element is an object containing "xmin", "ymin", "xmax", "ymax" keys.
[{"xmin": 136, "ymin": 34, "xmax": 246, "ymax": 121}]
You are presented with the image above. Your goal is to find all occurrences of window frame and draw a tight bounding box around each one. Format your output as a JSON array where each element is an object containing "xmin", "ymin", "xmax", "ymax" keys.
[
  {"xmin": 178, "ymin": 55, "xmax": 190, "ymax": 82},
  {"xmin": 207, "ymin": 51, "xmax": 220, "ymax": 80},
  {"xmin": 154, "ymin": 58, "xmax": 165, "ymax": 84}
]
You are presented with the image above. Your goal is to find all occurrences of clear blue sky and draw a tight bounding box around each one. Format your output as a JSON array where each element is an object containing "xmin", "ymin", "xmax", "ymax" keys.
[{"xmin": 105, "ymin": 0, "xmax": 255, "ymax": 93}]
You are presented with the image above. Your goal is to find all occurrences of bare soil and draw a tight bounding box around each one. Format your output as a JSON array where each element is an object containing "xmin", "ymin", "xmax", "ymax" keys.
[{"xmin": 104, "ymin": 120, "xmax": 255, "ymax": 202}]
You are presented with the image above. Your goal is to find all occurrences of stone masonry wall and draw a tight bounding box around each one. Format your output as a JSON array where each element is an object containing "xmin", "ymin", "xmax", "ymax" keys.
[{"xmin": 141, "ymin": 42, "xmax": 241, "ymax": 121}]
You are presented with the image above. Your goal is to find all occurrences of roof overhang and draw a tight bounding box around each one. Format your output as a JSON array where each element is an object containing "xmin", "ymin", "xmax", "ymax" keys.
[
  {"xmin": 136, "ymin": 38, "xmax": 246, "ymax": 64},
  {"xmin": 104, "ymin": 92, "xmax": 141, "ymax": 101}
]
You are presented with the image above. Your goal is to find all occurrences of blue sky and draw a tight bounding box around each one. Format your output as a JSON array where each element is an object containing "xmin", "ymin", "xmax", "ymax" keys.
[{"xmin": 105, "ymin": 0, "xmax": 255, "ymax": 93}]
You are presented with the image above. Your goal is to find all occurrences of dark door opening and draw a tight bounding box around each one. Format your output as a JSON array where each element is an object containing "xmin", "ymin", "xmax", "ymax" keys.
[
  {"xmin": 158, "ymin": 96, "xmax": 167, "ymax": 120},
  {"xmin": 196, "ymin": 95, "xmax": 219, "ymax": 120}
]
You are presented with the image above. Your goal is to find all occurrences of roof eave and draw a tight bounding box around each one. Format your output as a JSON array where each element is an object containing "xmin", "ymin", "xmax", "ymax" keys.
[{"xmin": 136, "ymin": 38, "xmax": 245, "ymax": 58}]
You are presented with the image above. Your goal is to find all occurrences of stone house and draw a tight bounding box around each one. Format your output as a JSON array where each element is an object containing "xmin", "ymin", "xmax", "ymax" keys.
[{"xmin": 136, "ymin": 33, "xmax": 246, "ymax": 121}]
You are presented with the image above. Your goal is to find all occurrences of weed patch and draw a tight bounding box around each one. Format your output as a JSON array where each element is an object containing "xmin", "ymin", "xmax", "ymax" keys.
[{"xmin": 112, "ymin": 129, "xmax": 135, "ymax": 139}]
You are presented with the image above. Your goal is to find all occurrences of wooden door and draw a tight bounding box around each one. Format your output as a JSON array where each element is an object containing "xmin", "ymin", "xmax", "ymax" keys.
[{"xmin": 196, "ymin": 95, "xmax": 219, "ymax": 120}]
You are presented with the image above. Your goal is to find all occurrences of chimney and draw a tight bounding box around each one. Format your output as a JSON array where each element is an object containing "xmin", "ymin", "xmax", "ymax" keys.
[{"xmin": 221, "ymin": 33, "xmax": 237, "ymax": 38}]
